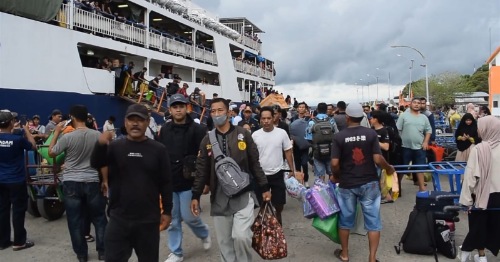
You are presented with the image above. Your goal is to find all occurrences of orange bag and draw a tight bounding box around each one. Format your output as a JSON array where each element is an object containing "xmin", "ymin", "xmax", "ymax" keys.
[{"xmin": 429, "ymin": 144, "xmax": 445, "ymax": 162}]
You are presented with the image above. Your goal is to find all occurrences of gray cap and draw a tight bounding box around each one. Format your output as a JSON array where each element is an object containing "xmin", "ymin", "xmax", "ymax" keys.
[
  {"xmin": 346, "ymin": 103, "xmax": 364, "ymax": 118},
  {"xmin": 0, "ymin": 110, "xmax": 17, "ymax": 125},
  {"xmin": 169, "ymin": 94, "xmax": 188, "ymax": 105}
]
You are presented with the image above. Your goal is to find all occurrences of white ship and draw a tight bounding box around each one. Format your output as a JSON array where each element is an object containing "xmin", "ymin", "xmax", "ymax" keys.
[{"xmin": 0, "ymin": 0, "xmax": 276, "ymax": 125}]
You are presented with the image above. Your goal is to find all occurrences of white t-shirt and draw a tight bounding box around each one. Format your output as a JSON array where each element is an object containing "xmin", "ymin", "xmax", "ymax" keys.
[
  {"xmin": 252, "ymin": 127, "xmax": 293, "ymax": 175},
  {"xmin": 103, "ymin": 120, "xmax": 115, "ymax": 132}
]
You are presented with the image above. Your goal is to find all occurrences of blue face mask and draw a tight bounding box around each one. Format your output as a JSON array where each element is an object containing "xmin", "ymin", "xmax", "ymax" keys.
[{"xmin": 213, "ymin": 115, "xmax": 228, "ymax": 126}]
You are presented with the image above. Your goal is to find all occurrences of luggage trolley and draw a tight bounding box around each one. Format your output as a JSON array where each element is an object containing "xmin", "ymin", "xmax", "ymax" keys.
[
  {"xmin": 24, "ymin": 146, "xmax": 65, "ymax": 221},
  {"xmin": 428, "ymin": 161, "xmax": 467, "ymax": 194}
]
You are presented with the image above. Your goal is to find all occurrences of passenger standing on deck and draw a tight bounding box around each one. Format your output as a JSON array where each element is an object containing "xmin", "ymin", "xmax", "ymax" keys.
[
  {"xmin": 396, "ymin": 97, "xmax": 431, "ymax": 193},
  {"xmin": 49, "ymin": 105, "xmax": 107, "ymax": 262},
  {"xmin": 158, "ymin": 94, "xmax": 211, "ymax": 262},
  {"xmin": 459, "ymin": 115, "xmax": 500, "ymax": 262},
  {"xmin": 0, "ymin": 110, "xmax": 36, "ymax": 251},
  {"xmin": 191, "ymin": 98, "xmax": 271, "ymax": 262},
  {"xmin": 252, "ymin": 106, "xmax": 295, "ymax": 225},
  {"xmin": 91, "ymin": 104, "xmax": 173, "ymax": 262},
  {"xmin": 331, "ymin": 103, "xmax": 395, "ymax": 262}
]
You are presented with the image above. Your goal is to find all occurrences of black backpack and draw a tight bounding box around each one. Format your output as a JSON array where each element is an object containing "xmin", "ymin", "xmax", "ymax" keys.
[
  {"xmin": 311, "ymin": 117, "xmax": 334, "ymax": 160},
  {"xmin": 395, "ymin": 209, "xmax": 439, "ymax": 262},
  {"xmin": 166, "ymin": 82, "xmax": 179, "ymax": 95}
]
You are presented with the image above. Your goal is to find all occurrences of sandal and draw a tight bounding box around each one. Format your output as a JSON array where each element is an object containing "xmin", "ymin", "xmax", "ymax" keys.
[
  {"xmin": 381, "ymin": 199, "xmax": 394, "ymax": 204},
  {"xmin": 12, "ymin": 241, "xmax": 35, "ymax": 251},
  {"xmin": 85, "ymin": 235, "xmax": 95, "ymax": 242},
  {"xmin": 334, "ymin": 249, "xmax": 349, "ymax": 262}
]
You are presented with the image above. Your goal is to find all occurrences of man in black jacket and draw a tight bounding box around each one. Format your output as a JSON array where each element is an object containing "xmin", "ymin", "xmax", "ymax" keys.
[
  {"xmin": 191, "ymin": 98, "xmax": 271, "ymax": 262},
  {"xmin": 158, "ymin": 94, "xmax": 211, "ymax": 262},
  {"xmin": 91, "ymin": 104, "xmax": 172, "ymax": 262}
]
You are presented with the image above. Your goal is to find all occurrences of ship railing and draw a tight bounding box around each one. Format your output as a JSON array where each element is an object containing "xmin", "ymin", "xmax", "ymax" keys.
[
  {"xmin": 241, "ymin": 34, "xmax": 261, "ymax": 52},
  {"xmin": 233, "ymin": 60, "xmax": 244, "ymax": 72},
  {"xmin": 54, "ymin": 3, "xmax": 70, "ymax": 28},
  {"xmin": 195, "ymin": 47, "xmax": 217, "ymax": 65},
  {"xmin": 162, "ymin": 37, "xmax": 193, "ymax": 58},
  {"xmin": 73, "ymin": 6, "xmax": 146, "ymax": 46},
  {"xmin": 149, "ymin": 32, "xmax": 163, "ymax": 51}
]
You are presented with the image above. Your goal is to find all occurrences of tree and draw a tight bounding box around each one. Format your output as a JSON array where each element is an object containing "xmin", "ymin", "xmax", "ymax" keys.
[{"xmin": 401, "ymin": 72, "xmax": 475, "ymax": 108}]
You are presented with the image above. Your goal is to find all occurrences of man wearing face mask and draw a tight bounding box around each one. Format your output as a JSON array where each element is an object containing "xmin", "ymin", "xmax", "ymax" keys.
[{"xmin": 191, "ymin": 98, "xmax": 271, "ymax": 262}]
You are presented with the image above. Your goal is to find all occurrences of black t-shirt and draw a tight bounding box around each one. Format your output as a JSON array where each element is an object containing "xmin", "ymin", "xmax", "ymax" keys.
[
  {"xmin": 374, "ymin": 127, "xmax": 390, "ymax": 161},
  {"xmin": 91, "ymin": 138, "xmax": 172, "ymax": 223},
  {"xmin": 331, "ymin": 126, "xmax": 382, "ymax": 189}
]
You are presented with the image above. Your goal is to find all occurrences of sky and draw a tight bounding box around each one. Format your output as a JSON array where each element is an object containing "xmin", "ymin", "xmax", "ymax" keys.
[{"xmin": 192, "ymin": 0, "xmax": 500, "ymax": 105}]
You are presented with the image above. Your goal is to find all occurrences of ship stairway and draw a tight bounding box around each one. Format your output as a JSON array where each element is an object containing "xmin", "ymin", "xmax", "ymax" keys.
[{"xmin": 118, "ymin": 74, "xmax": 208, "ymax": 124}]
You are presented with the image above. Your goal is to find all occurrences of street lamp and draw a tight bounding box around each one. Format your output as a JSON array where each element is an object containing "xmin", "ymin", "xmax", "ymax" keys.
[
  {"xmin": 367, "ymin": 74, "xmax": 379, "ymax": 102},
  {"xmin": 376, "ymin": 67, "xmax": 391, "ymax": 101},
  {"xmin": 391, "ymin": 45, "xmax": 429, "ymax": 104},
  {"xmin": 359, "ymin": 78, "xmax": 364, "ymax": 102}
]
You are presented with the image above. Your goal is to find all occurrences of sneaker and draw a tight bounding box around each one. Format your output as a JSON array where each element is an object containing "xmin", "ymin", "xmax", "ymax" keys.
[
  {"xmin": 474, "ymin": 254, "xmax": 487, "ymax": 262},
  {"xmin": 304, "ymin": 182, "xmax": 310, "ymax": 188},
  {"xmin": 202, "ymin": 235, "xmax": 211, "ymax": 250},
  {"xmin": 164, "ymin": 253, "xmax": 183, "ymax": 262}
]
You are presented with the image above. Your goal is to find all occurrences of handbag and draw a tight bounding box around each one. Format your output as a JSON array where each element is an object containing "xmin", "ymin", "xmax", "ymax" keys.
[
  {"xmin": 251, "ymin": 202, "xmax": 287, "ymax": 260},
  {"xmin": 312, "ymin": 214, "xmax": 340, "ymax": 244}
]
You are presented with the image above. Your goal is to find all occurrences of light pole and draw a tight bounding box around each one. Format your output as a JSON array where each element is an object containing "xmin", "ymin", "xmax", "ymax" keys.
[
  {"xmin": 409, "ymin": 59, "xmax": 414, "ymax": 99},
  {"xmin": 359, "ymin": 78, "xmax": 364, "ymax": 103},
  {"xmin": 366, "ymin": 74, "xmax": 379, "ymax": 101},
  {"xmin": 376, "ymin": 68, "xmax": 391, "ymax": 101},
  {"xmin": 391, "ymin": 45, "xmax": 429, "ymax": 104}
]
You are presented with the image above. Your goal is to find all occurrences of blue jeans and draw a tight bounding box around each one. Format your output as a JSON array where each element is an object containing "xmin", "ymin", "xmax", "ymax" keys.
[
  {"xmin": 63, "ymin": 181, "xmax": 107, "ymax": 258},
  {"xmin": 337, "ymin": 181, "xmax": 382, "ymax": 231},
  {"xmin": 167, "ymin": 190, "xmax": 209, "ymax": 256},
  {"xmin": 402, "ymin": 147, "xmax": 427, "ymax": 166},
  {"xmin": 0, "ymin": 182, "xmax": 28, "ymax": 246},
  {"xmin": 313, "ymin": 158, "xmax": 332, "ymax": 178}
]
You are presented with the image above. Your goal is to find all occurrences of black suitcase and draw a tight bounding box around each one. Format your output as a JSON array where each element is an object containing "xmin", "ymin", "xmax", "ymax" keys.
[{"xmin": 415, "ymin": 191, "xmax": 460, "ymax": 220}]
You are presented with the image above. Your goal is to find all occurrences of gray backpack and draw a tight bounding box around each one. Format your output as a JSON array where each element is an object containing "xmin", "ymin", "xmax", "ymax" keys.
[{"xmin": 208, "ymin": 130, "xmax": 250, "ymax": 197}]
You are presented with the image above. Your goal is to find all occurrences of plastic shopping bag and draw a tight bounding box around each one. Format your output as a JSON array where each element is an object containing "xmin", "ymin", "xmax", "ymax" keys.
[{"xmin": 312, "ymin": 214, "xmax": 340, "ymax": 244}]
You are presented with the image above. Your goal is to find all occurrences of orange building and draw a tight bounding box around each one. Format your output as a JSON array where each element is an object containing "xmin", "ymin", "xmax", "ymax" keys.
[{"xmin": 486, "ymin": 46, "xmax": 500, "ymax": 116}]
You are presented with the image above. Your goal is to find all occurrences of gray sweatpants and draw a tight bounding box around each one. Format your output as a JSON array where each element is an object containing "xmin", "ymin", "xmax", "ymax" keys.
[{"xmin": 213, "ymin": 195, "xmax": 255, "ymax": 262}]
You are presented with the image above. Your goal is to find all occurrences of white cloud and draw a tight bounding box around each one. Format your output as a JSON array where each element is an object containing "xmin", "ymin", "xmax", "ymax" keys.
[{"xmin": 194, "ymin": 0, "xmax": 500, "ymax": 103}]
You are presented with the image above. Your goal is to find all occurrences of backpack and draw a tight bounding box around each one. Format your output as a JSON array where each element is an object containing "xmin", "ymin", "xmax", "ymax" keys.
[
  {"xmin": 311, "ymin": 117, "xmax": 334, "ymax": 160},
  {"xmin": 395, "ymin": 209, "xmax": 439, "ymax": 262},
  {"xmin": 166, "ymin": 82, "xmax": 179, "ymax": 95},
  {"xmin": 208, "ymin": 130, "xmax": 250, "ymax": 197},
  {"xmin": 385, "ymin": 125, "xmax": 402, "ymax": 164},
  {"xmin": 434, "ymin": 221, "xmax": 456, "ymax": 259}
]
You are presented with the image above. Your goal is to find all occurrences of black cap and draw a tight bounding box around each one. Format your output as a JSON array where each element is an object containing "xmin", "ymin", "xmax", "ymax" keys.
[
  {"xmin": 32, "ymin": 114, "xmax": 40, "ymax": 120},
  {"xmin": 51, "ymin": 109, "xmax": 62, "ymax": 116},
  {"xmin": 169, "ymin": 94, "xmax": 188, "ymax": 105},
  {"xmin": 0, "ymin": 110, "xmax": 17, "ymax": 125},
  {"xmin": 125, "ymin": 104, "xmax": 149, "ymax": 120}
]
